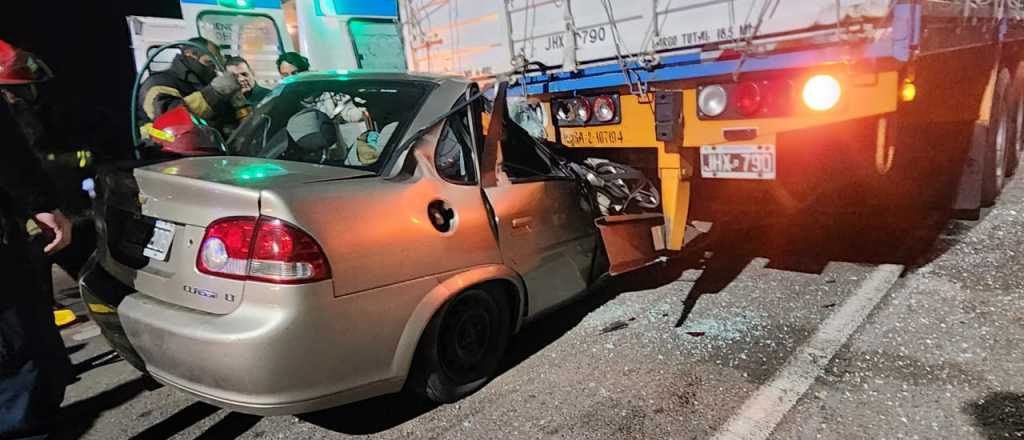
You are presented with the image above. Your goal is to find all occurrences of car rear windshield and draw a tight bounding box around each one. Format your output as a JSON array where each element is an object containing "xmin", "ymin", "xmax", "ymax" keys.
[{"xmin": 227, "ymin": 79, "xmax": 432, "ymax": 173}]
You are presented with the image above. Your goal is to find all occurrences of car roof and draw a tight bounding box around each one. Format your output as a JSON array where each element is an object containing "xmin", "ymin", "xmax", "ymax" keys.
[{"xmin": 281, "ymin": 70, "xmax": 470, "ymax": 87}]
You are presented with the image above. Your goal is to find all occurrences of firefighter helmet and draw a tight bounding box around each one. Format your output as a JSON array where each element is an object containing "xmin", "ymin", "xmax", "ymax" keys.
[{"xmin": 0, "ymin": 40, "xmax": 54, "ymax": 85}]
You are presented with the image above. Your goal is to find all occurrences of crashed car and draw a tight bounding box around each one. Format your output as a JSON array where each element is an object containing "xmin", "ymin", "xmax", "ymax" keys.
[{"xmin": 80, "ymin": 71, "xmax": 666, "ymax": 415}]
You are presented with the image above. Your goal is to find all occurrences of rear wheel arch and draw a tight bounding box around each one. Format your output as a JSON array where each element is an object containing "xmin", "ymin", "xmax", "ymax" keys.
[
  {"xmin": 391, "ymin": 266, "xmax": 525, "ymax": 380},
  {"xmin": 404, "ymin": 277, "xmax": 521, "ymax": 403}
]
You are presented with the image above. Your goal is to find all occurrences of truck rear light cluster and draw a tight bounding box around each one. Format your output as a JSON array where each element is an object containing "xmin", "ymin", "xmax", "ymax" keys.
[
  {"xmin": 554, "ymin": 94, "xmax": 620, "ymax": 126},
  {"xmin": 197, "ymin": 216, "xmax": 331, "ymax": 284},
  {"xmin": 698, "ymin": 73, "xmax": 843, "ymax": 119}
]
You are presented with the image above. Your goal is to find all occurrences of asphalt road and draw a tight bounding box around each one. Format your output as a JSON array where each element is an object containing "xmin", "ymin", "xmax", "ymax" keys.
[{"xmin": 51, "ymin": 178, "xmax": 1024, "ymax": 439}]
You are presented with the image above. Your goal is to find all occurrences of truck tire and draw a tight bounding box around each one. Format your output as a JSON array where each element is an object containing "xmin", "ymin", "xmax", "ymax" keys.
[
  {"xmin": 408, "ymin": 287, "xmax": 510, "ymax": 404},
  {"xmin": 1007, "ymin": 61, "xmax": 1024, "ymax": 176},
  {"xmin": 982, "ymin": 68, "xmax": 1012, "ymax": 205}
]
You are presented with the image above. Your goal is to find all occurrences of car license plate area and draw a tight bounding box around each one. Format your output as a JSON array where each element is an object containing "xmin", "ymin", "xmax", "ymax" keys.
[
  {"xmin": 142, "ymin": 220, "xmax": 175, "ymax": 261},
  {"xmin": 699, "ymin": 144, "xmax": 776, "ymax": 180},
  {"xmin": 106, "ymin": 209, "xmax": 149, "ymax": 268}
]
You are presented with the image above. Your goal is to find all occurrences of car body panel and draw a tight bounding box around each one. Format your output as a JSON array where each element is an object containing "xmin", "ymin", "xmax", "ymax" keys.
[
  {"xmin": 125, "ymin": 157, "xmax": 376, "ymax": 315},
  {"xmin": 120, "ymin": 276, "xmax": 422, "ymax": 414},
  {"xmin": 483, "ymin": 180, "xmax": 596, "ymax": 315},
  {"xmin": 259, "ymin": 128, "xmax": 502, "ymax": 297},
  {"xmin": 119, "ymin": 263, "xmax": 525, "ymax": 416}
]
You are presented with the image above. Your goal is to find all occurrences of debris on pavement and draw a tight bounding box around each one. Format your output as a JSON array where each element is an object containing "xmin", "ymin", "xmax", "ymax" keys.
[{"xmin": 600, "ymin": 320, "xmax": 630, "ymax": 334}]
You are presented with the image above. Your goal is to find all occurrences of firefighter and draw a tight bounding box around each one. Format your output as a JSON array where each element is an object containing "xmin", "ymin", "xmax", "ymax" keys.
[
  {"xmin": 0, "ymin": 40, "xmax": 74, "ymax": 440},
  {"xmin": 136, "ymin": 37, "xmax": 249, "ymax": 153},
  {"xmin": 0, "ymin": 40, "xmax": 95, "ymax": 327}
]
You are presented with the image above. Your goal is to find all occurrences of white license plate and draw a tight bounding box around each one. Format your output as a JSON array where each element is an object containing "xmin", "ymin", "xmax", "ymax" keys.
[
  {"xmin": 700, "ymin": 144, "xmax": 776, "ymax": 180},
  {"xmin": 143, "ymin": 220, "xmax": 175, "ymax": 261}
]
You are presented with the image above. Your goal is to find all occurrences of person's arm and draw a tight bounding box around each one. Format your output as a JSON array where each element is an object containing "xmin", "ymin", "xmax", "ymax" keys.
[
  {"xmin": 0, "ymin": 132, "xmax": 57, "ymax": 216},
  {"xmin": 140, "ymin": 75, "xmax": 240, "ymax": 121},
  {"xmin": 0, "ymin": 132, "xmax": 71, "ymax": 254}
]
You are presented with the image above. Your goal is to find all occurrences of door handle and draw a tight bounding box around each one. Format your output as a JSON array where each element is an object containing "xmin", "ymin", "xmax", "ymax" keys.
[{"xmin": 511, "ymin": 216, "xmax": 534, "ymax": 229}]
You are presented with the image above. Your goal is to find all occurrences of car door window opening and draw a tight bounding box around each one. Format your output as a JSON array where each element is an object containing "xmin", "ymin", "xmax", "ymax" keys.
[
  {"xmin": 497, "ymin": 103, "xmax": 565, "ymax": 182},
  {"xmin": 435, "ymin": 109, "xmax": 479, "ymax": 185}
]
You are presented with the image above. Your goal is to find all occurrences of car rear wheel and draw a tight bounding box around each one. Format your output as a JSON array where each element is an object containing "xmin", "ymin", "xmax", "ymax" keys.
[{"xmin": 409, "ymin": 288, "xmax": 510, "ymax": 404}]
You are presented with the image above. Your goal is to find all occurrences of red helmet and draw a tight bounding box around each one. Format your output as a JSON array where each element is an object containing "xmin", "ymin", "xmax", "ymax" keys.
[
  {"xmin": 148, "ymin": 107, "xmax": 222, "ymax": 156},
  {"xmin": 0, "ymin": 40, "xmax": 54, "ymax": 85}
]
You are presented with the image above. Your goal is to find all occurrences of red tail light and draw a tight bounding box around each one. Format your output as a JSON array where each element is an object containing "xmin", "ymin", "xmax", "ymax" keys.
[
  {"xmin": 735, "ymin": 82, "xmax": 762, "ymax": 116},
  {"xmin": 197, "ymin": 216, "xmax": 331, "ymax": 284},
  {"xmin": 197, "ymin": 217, "xmax": 256, "ymax": 280}
]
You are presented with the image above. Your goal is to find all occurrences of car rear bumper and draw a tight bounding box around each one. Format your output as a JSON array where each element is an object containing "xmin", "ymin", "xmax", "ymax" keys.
[
  {"xmin": 115, "ymin": 275, "xmax": 444, "ymax": 415},
  {"xmin": 79, "ymin": 254, "xmax": 149, "ymax": 372}
]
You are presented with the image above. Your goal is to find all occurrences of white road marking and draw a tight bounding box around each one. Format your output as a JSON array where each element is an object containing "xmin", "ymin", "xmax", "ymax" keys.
[{"xmin": 712, "ymin": 264, "xmax": 904, "ymax": 440}]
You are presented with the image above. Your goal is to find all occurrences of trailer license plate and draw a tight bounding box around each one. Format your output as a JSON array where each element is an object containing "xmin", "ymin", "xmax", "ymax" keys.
[
  {"xmin": 143, "ymin": 220, "xmax": 174, "ymax": 261},
  {"xmin": 700, "ymin": 145, "xmax": 776, "ymax": 180}
]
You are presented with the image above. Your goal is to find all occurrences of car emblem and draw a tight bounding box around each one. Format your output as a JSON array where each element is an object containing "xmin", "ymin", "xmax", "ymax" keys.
[
  {"xmin": 183, "ymin": 285, "xmax": 237, "ymax": 303},
  {"xmin": 183, "ymin": 285, "xmax": 218, "ymax": 300}
]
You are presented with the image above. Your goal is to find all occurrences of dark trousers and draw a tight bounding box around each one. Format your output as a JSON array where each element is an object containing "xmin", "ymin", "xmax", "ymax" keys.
[{"xmin": 0, "ymin": 237, "xmax": 72, "ymax": 439}]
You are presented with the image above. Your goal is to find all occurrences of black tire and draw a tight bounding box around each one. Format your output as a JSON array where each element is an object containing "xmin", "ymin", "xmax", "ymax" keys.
[
  {"xmin": 409, "ymin": 288, "xmax": 510, "ymax": 404},
  {"xmin": 982, "ymin": 68, "xmax": 1012, "ymax": 205},
  {"xmin": 1007, "ymin": 62, "xmax": 1024, "ymax": 177}
]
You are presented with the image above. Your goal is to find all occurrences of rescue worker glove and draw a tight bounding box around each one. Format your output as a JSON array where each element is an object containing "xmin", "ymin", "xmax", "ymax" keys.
[{"xmin": 210, "ymin": 73, "xmax": 242, "ymax": 97}]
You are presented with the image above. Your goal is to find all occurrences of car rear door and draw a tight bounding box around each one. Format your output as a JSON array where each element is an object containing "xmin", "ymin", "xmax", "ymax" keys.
[{"xmin": 479, "ymin": 88, "xmax": 598, "ymax": 315}]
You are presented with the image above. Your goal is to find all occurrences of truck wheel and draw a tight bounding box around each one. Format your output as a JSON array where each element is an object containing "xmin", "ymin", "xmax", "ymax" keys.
[
  {"xmin": 1007, "ymin": 62, "xmax": 1024, "ymax": 176},
  {"xmin": 409, "ymin": 288, "xmax": 510, "ymax": 404},
  {"xmin": 982, "ymin": 68, "xmax": 1012, "ymax": 205}
]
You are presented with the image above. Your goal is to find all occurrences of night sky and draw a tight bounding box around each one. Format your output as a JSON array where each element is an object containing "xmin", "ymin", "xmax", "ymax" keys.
[{"xmin": 4, "ymin": 0, "xmax": 184, "ymax": 148}]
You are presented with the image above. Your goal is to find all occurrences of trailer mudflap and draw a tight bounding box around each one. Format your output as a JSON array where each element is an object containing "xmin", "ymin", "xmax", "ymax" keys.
[{"xmin": 595, "ymin": 213, "xmax": 668, "ymax": 275}]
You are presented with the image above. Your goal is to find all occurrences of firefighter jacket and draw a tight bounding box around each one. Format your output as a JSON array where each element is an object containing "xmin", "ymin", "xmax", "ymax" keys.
[{"xmin": 136, "ymin": 54, "xmax": 234, "ymax": 138}]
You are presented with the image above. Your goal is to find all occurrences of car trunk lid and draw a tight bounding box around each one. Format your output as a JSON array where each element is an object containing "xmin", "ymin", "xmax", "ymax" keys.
[{"xmin": 97, "ymin": 156, "xmax": 369, "ymax": 315}]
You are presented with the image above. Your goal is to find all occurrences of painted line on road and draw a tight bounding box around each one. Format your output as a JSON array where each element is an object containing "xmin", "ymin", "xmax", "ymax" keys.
[{"xmin": 712, "ymin": 264, "xmax": 904, "ymax": 440}]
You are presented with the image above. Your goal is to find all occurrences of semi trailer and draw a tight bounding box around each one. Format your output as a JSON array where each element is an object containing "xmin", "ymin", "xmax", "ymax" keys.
[{"xmin": 400, "ymin": 0, "xmax": 1024, "ymax": 253}]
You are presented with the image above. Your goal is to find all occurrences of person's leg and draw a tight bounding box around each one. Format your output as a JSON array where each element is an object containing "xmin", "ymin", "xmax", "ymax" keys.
[{"xmin": 0, "ymin": 243, "xmax": 70, "ymax": 439}]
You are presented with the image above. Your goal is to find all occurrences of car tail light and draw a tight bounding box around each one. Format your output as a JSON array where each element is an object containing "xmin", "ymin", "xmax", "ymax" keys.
[
  {"xmin": 734, "ymin": 82, "xmax": 762, "ymax": 116},
  {"xmin": 248, "ymin": 217, "xmax": 331, "ymax": 283},
  {"xmin": 197, "ymin": 216, "xmax": 331, "ymax": 284},
  {"xmin": 197, "ymin": 217, "xmax": 256, "ymax": 280},
  {"xmin": 592, "ymin": 96, "xmax": 617, "ymax": 122},
  {"xmin": 802, "ymin": 74, "xmax": 842, "ymax": 111},
  {"xmin": 698, "ymin": 85, "xmax": 728, "ymax": 117}
]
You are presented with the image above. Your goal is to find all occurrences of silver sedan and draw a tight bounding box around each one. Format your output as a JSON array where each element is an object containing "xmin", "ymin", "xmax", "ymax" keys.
[{"xmin": 81, "ymin": 72, "xmax": 605, "ymax": 415}]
